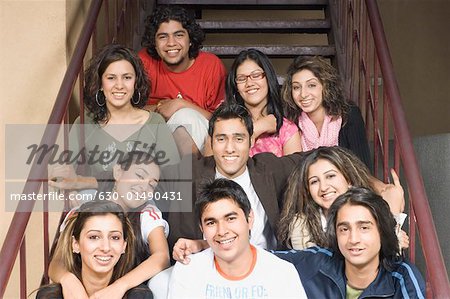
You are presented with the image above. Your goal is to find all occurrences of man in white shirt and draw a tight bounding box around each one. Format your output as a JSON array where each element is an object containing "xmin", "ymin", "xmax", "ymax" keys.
[{"xmin": 168, "ymin": 178, "xmax": 307, "ymax": 299}]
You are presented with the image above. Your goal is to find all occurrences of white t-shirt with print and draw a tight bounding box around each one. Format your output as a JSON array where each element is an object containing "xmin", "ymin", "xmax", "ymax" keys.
[{"xmin": 168, "ymin": 247, "xmax": 307, "ymax": 299}]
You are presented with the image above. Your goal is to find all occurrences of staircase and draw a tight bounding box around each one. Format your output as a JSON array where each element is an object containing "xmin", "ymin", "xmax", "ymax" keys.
[
  {"xmin": 1, "ymin": 0, "xmax": 449, "ymax": 298},
  {"xmin": 157, "ymin": 0, "xmax": 338, "ymax": 82}
]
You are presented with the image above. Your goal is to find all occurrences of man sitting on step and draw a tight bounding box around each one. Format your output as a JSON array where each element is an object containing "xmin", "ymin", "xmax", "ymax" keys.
[{"xmin": 139, "ymin": 5, "xmax": 227, "ymax": 156}]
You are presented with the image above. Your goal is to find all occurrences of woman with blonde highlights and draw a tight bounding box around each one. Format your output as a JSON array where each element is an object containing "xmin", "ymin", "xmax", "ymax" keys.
[
  {"xmin": 48, "ymin": 151, "xmax": 170, "ymax": 299},
  {"xmin": 282, "ymin": 56, "xmax": 371, "ymax": 168},
  {"xmin": 277, "ymin": 146, "xmax": 406, "ymax": 250},
  {"xmin": 38, "ymin": 201, "xmax": 151, "ymax": 298}
]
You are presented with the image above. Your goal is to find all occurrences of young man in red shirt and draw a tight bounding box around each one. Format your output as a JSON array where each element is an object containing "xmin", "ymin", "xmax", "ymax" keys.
[{"xmin": 139, "ymin": 5, "xmax": 227, "ymax": 156}]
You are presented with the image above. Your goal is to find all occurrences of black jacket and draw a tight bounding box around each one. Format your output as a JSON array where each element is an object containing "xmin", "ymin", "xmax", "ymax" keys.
[
  {"xmin": 160, "ymin": 152, "xmax": 307, "ymax": 252},
  {"xmin": 275, "ymin": 246, "xmax": 425, "ymax": 299}
]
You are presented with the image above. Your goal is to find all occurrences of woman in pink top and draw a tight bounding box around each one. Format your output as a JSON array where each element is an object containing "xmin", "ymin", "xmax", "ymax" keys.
[{"xmin": 225, "ymin": 49, "xmax": 302, "ymax": 157}]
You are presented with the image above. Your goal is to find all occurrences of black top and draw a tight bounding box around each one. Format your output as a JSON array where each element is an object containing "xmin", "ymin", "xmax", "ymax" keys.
[
  {"xmin": 339, "ymin": 105, "xmax": 372, "ymax": 170},
  {"xmin": 36, "ymin": 283, "xmax": 153, "ymax": 299}
]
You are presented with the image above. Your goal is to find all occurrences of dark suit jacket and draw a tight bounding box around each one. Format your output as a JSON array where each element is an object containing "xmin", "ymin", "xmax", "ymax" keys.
[{"xmin": 159, "ymin": 152, "xmax": 307, "ymax": 251}]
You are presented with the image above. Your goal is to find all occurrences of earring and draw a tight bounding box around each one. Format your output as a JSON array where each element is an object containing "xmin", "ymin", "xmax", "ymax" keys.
[
  {"xmin": 95, "ymin": 90, "xmax": 105, "ymax": 107},
  {"xmin": 131, "ymin": 91, "xmax": 141, "ymax": 105}
]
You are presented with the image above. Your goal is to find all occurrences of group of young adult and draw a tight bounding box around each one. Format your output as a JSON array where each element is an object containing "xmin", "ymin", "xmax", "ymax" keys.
[{"xmin": 41, "ymin": 4, "xmax": 425, "ymax": 299}]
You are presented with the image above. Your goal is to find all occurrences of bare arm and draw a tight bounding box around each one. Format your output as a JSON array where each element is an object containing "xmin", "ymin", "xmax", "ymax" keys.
[
  {"xmin": 172, "ymin": 238, "xmax": 209, "ymax": 265},
  {"xmin": 203, "ymin": 136, "xmax": 213, "ymax": 157},
  {"xmin": 48, "ymin": 247, "xmax": 89, "ymax": 299},
  {"xmin": 144, "ymin": 103, "xmax": 157, "ymax": 112},
  {"xmin": 282, "ymin": 131, "xmax": 303, "ymax": 156},
  {"xmin": 371, "ymin": 170, "xmax": 409, "ymax": 251},
  {"xmin": 252, "ymin": 114, "xmax": 277, "ymax": 140},
  {"xmin": 372, "ymin": 169, "xmax": 405, "ymax": 215},
  {"xmin": 48, "ymin": 165, "xmax": 98, "ymax": 190}
]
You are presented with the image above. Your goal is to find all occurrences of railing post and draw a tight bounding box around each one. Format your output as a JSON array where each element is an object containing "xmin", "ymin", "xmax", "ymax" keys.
[
  {"xmin": 0, "ymin": 1, "xmax": 103, "ymax": 296},
  {"xmin": 365, "ymin": 0, "xmax": 450, "ymax": 296}
]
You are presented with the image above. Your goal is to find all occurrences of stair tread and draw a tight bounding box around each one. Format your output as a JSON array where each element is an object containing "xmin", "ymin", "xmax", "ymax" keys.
[
  {"xmin": 202, "ymin": 45, "xmax": 335, "ymax": 57},
  {"xmin": 157, "ymin": 0, "xmax": 328, "ymax": 6},
  {"xmin": 198, "ymin": 19, "xmax": 330, "ymax": 31}
]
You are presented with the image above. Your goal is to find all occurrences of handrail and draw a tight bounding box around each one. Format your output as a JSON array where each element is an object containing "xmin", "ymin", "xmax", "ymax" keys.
[
  {"xmin": 0, "ymin": 1, "xmax": 103, "ymax": 296},
  {"xmin": 0, "ymin": 0, "xmax": 151, "ymax": 296},
  {"xmin": 1, "ymin": 0, "xmax": 448, "ymax": 297},
  {"xmin": 365, "ymin": 1, "xmax": 450, "ymax": 296},
  {"xmin": 329, "ymin": 0, "xmax": 450, "ymax": 297}
]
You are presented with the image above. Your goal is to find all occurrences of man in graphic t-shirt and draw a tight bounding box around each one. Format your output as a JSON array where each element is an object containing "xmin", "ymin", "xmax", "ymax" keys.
[{"xmin": 168, "ymin": 178, "xmax": 307, "ymax": 299}]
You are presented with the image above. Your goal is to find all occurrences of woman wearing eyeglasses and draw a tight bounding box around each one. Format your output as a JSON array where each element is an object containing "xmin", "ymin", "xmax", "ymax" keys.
[{"xmin": 224, "ymin": 48, "xmax": 302, "ymax": 157}]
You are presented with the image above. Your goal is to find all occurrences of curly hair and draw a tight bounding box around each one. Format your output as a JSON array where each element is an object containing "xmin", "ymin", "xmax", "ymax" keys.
[
  {"xmin": 326, "ymin": 187, "xmax": 400, "ymax": 271},
  {"xmin": 141, "ymin": 5, "xmax": 204, "ymax": 60},
  {"xmin": 83, "ymin": 44, "xmax": 150, "ymax": 124},
  {"xmin": 225, "ymin": 48, "xmax": 284, "ymax": 134},
  {"xmin": 281, "ymin": 56, "xmax": 350, "ymax": 125},
  {"xmin": 277, "ymin": 146, "xmax": 372, "ymax": 249}
]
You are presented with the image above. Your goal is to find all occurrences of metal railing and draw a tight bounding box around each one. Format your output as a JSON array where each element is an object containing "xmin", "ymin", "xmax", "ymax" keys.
[
  {"xmin": 328, "ymin": 0, "xmax": 450, "ymax": 297},
  {"xmin": 1, "ymin": 0, "xmax": 449, "ymax": 298},
  {"xmin": 0, "ymin": 0, "xmax": 152, "ymax": 297}
]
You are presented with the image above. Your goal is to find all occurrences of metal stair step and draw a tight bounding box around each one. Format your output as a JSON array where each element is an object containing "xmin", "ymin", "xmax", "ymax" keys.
[
  {"xmin": 202, "ymin": 45, "xmax": 335, "ymax": 58},
  {"xmin": 197, "ymin": 19, "xmax": 330, "ymax": 33}
]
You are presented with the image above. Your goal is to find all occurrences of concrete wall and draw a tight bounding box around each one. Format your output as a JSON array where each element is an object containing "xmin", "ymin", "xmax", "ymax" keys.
[
  {"xmin": 378, "ymin": 0, "xmax": 450, "ymax": 136},
  {"xmin": 0, "ymin": 1, "xmax": 88, "ymax": 297}
]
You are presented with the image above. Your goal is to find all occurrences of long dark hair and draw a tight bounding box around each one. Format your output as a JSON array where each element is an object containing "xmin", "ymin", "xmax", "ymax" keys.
[
  {"xmin": 326, "ymin": 187, "xmax": 400, "ymax": 271},
  {"xmin": 84, "ymin": 44, "xmax": 150, "ymax": 124},
  {"xmin": 226, "ymin": 49, "xmax": 284, "ymax": 134},
  {"xmin": 282, "ymin": 56, "xmax": 350, "ymax": 125},
  {"xmin": 142, "ymin": 5, "xmax": 204, "ymax": 59},
  {"xmin": 277, "ymin": 146, "xmax": 372, "ymax": 248},
  {"xmin": 56, "ymin": 201, "xmax": 135, "ymax": 284}
]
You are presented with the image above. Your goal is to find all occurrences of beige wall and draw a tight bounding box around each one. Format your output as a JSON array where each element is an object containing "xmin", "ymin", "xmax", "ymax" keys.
[
  {"xmin": 379, "ymin": 0, "xmax": 450, "ymax": 136},
  {"xmin": 0, "ymin": 0, "xmax": 88, "ymax": 297}
]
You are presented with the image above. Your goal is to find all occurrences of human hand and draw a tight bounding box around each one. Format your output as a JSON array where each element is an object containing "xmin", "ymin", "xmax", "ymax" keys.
[
  {"xmin": 203, "ymin": 136, "xmax": 213, "ymax": 157},
  {"xmin": 380, "ymin": 169, "xmax": 405, "ymax": 214},
  {"xmin": 398, "ymin": 229, "xmax": 410, "ymax": 249},
  {"xmin": 253, "ymin": 114, "xmax": 277, "ymax": 138},
  {"xmin": 89, "ymin": 281, "xmax": 127, "ymax": 299},
  {"xmin": 60, "ymin": 272, "xmax": 89, "ymax": 299},
  {"xmin": 48, "ymin": 164, "xmax": 79, "ymax": 190},
  {"xmin": 144, "ymin": 104, "xmax": 157, "ymax": 112},
  {"xmin": 172, "ymin": 238, "xmax": 208, "ymax": 265},
  {"xmin": 156, "ymin": 98, "xmax": 186, "ymax": 120}
]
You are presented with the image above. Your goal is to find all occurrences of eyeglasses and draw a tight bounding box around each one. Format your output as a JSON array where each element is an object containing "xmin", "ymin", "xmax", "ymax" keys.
[{"xmin": 235, "ymin": 71, "xmax": 266, "ymax": 84}]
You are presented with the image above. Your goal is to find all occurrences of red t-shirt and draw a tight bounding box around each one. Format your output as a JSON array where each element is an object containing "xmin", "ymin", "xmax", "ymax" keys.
[{"xmin": 139, "ymin": 50, "xmax": 227, "ymax": 112}]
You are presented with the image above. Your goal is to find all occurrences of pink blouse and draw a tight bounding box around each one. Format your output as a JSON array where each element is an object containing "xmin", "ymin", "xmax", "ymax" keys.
[{"xmin": 250, "ymin": 118, "xmax": 299, "ymax": 157}]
